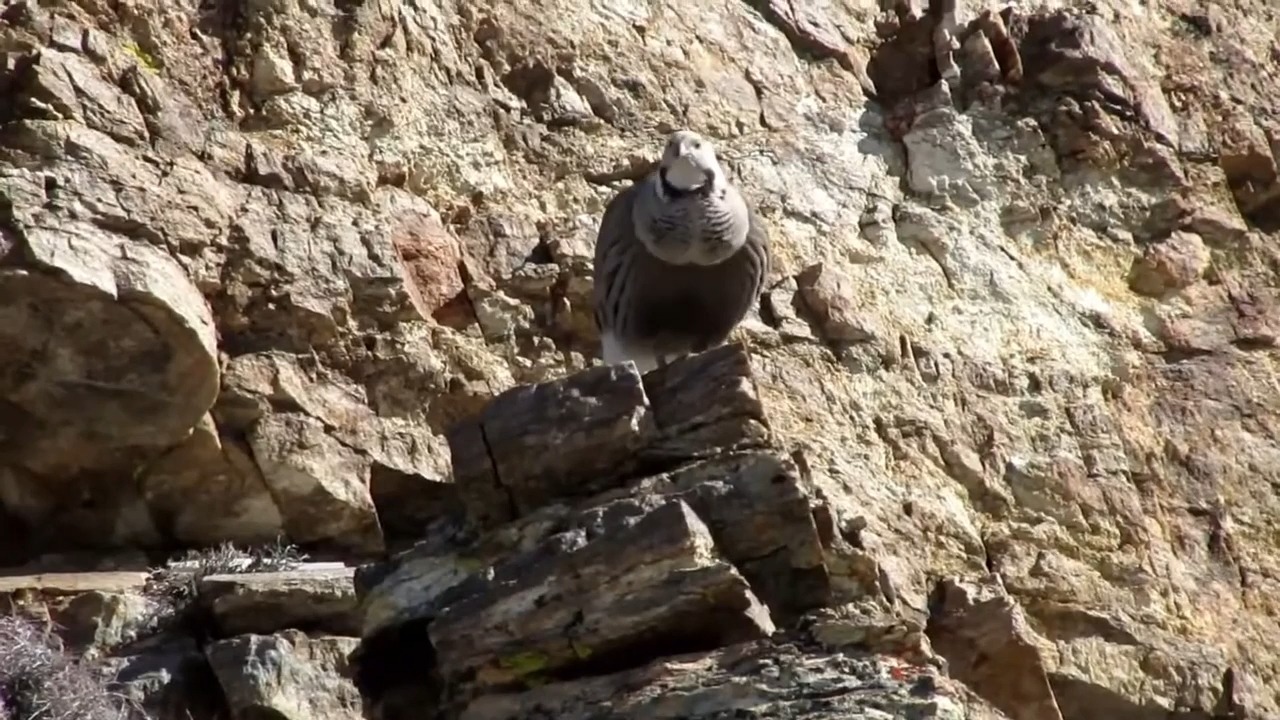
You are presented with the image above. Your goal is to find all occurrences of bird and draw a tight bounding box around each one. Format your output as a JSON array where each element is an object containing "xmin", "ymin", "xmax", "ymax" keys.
[{"xmin": 592, "ymin": 129, "xmax": 770, "ymax": 374}]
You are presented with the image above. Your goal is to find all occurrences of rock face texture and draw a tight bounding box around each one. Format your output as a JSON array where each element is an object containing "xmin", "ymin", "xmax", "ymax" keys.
[{"xmin": 2, "ymin": 0, "xmax": 1280, "ymax": 718}]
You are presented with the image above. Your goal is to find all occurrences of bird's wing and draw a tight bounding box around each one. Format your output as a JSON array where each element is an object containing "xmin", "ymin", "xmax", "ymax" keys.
[
  {"xmin": 592, "ymin": 180, "xmax": 643, "ymax": 331},
  {"xmin": 745, "ymin": 205, "xmax": 772, "ymax": 300}
]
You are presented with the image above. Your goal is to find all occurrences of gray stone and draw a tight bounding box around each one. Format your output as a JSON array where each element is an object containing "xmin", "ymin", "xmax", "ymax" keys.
[
  {"xmin": 199, "ymin": 566, "xmax": 360, "ymax": 637},
  {"xmin": 429, "ymin": 499, "xmax": 775, "ymax": 690},
  {"xmin": 1, "ymin": 0, "xmax": 1279, "ymax": 718},
  {"xmin": 205, "ymin": 631, "xmax": 363, "ymax": 720}
]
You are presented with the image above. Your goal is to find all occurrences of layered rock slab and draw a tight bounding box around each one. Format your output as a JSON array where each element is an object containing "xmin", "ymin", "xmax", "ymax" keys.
[
  {"xmin": 198, "ymin": 565, "xmax": 360, "ymax": 637},
  {"xmin": 430, "ymin": 498, "xmax": 775, "ymax": 689},
  {"xmin": 357, "ymin": 346, "xmax": 835, "ymax": 712},
  {"xmin": 0, "ymin": 570, "xmax": 156, "ymax": 651},
  {"xmin": 447, "ymin": 344, "xmax": 771, "ymax": 529},
  {"xmin": 461, "ymin": 640, "xmax": 1011, "ymax": 720},
  {"xmin": 927, "ymin": 575, "xmax": 1064, "ymax": 720}
]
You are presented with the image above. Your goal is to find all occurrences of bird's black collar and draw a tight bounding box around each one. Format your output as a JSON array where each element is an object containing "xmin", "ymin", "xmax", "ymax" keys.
[{"xmin": 659, "ymin": 167, "xmax": 715, "ymax": 198}]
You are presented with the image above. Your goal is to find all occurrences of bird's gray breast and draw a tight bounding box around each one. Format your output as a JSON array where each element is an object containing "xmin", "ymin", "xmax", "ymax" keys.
[
  {"xmin": 641, "ymin": 186, "xmax": 746, "ymax": 265},
  {"xmin": 624, "ymin": 222, "xmax": 765, "ymax": 350}
]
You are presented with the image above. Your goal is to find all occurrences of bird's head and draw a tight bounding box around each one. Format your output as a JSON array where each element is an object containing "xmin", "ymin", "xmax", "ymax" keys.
[{"xmin": 658, "ymin": 129, "xmax": 721, "ymax": 192}]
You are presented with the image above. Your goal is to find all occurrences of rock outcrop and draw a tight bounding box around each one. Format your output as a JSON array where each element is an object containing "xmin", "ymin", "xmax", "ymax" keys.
[
  {"xmin": 355, "ymin": 346, "xmax": 842, "ymax": 713},
  {"xmin": 3, "ymin": 0, "xmax": 1280, "ymax": 717},
  {"xmin": 0, "ymin": 349, "xmax": 1010, "ymax": 719}
]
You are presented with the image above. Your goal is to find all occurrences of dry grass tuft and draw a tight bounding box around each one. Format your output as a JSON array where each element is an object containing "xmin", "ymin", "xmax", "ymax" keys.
[
  {"xmin": 141, "ymin": 538, "xmax": 307, "ymax": 635},
  {"xmin": 0, "ymin": 540, "xmax": 306, "ymax": 719},
  {"xmin": 0, "ymin": 615, "xmax": 135, "ymax": 720}
]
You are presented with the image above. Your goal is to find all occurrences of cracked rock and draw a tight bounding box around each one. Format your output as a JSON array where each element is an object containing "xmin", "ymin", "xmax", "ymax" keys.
[
  {"xmin": 448, "ymin": 344, "xmax": 770, "ymax": 529},
  {"xmin": 1016, "ymin": 12, "xmax": 1180, "ymax": 149},
  {"xmin": 140, "ymin": 413, "xmax": 286, "ymax": 547},
  {"xmin": 355, "ymin": 449, "xmax": 830, "ymax": 639},
  {"xmin": 198, "ymin": 564, "xmax": 360, "ymax": 637},
  {"xmin": 99, "ymin": 638, "xmax": 226, "ymax": 720},
  {"xmin": 0, "ymin": 571, "xmax": 156, "ymax": 653},
  {"xmin": 206, "ymin": 631, "xmax": 363, "ymax": 720},
  {"xmin": 355, "ymin": 350, "xmax": 833, "ymax": 713},
  {"xmin": 220, "ymin": 350, "xmax": 454, "ymax": 551},
  {"xmin": 248, "ymin": 412, "xmax": 385, "ymax": 555},
  {"xmin": 447, "ymin": 360, "xmax": 655, "ymax": 529},
  {"xmin": 461, "ymin": 640, "xmax": 1010, "ymax": 720},
  {"xmin": 926, "ymin": 575, "xmax": 1063, "ymax": 720},
  {"xmin": 0, "ymin": 175, "xmax": 220, "ymax": 549},
  {"xmin": 430, "ymin": 499, "xmax": 775, "ymax": 691},
  {"xmin": 3, "ymin": 1, "xmax": 1280, "ymax": 719},
  {"xmin": 796, "ymin": 262, "xmax": 883, "ymax": 344},
  {"xmin": 14, "ymin": 48, "xmax": 150, "ymax": 145},
  {"xmin": 389, "ymin": 211, "xmax": 469, "ymax": 325}
]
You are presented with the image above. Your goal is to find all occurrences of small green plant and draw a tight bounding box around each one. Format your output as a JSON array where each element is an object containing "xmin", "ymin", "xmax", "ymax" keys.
[{"xmin": 0, "ymin": 615, "xmax": 136, "ymax": 720}]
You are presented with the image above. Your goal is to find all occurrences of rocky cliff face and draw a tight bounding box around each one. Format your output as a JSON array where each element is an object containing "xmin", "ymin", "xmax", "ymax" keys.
[{"xmin": 1, "ymin": 0, "xmax": 1279, "ymax": 717}]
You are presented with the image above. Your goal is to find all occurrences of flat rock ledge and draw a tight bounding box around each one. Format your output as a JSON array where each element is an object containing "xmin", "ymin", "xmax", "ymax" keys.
[{"xmin": 352, "ymin": 345, "xmax": 999, "ymax": 718}]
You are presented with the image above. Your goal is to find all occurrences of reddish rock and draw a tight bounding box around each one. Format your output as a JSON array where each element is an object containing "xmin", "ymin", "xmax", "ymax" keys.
[
  {"xmin": 1127, "ymin": 231, "xmax": 1210, "ymax": 297},
  {"xmin": 1153, "ymin": 274, "xmax": 1279, "ymax": 354},
  {"xmin": 389, "ymin": 212, "xmax": 471, "ymax": 327}
]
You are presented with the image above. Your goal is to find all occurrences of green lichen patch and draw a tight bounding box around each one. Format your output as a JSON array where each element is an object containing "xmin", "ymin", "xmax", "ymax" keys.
[
  {"xmin": 122, "ymin": 41, "xmax": 160, "ymax": 72},
  {"xmin": 496, "ymin": 650, "xmax": 550, "ymax": 677}
]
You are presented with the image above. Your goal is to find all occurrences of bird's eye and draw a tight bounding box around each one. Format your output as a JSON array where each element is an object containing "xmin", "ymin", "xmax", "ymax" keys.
[{"xmin": 693, "ymin": 141, "xmax": 702, "ymax": 150}]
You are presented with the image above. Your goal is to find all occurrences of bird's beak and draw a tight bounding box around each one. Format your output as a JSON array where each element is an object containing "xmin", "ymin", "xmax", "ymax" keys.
[{"xmin": 674, "ymin": 140, "xmax": 693, "ymax": 159}]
